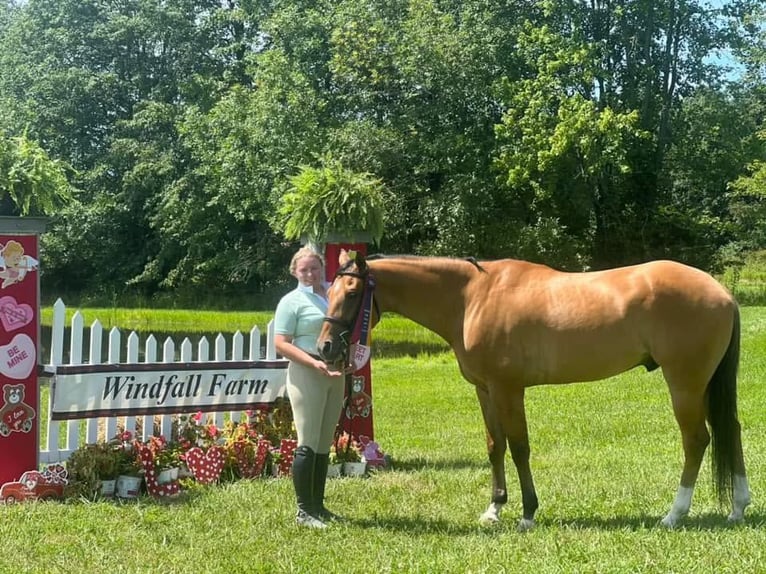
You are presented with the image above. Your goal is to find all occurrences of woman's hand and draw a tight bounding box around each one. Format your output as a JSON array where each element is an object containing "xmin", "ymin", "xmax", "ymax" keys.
[{"xmin": 312, "ymin": 357, "xmax": 344, "ymax": 377}]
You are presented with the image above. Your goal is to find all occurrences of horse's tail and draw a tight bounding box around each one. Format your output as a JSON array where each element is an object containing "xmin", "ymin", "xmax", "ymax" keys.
[{"xmin": 707, "ymin": 303, "xmax": 741, "ymax": 505}]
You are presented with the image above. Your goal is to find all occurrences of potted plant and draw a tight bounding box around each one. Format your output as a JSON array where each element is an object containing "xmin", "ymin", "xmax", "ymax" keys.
[
  {"xmin": 114, "ymin": 432, "xmax": 143, "ymax": 499},
  {"xmin": 276, "ymin": 154, "xmax": 386, "ymax": 245},
  {"xmin": 141, "ymin": 435, "xmax": 181, "ymax": 484},
  {"xmin": 334, "ymin": 432, "xmax": 366, "ymax": 477},
  {"xmin": 327, "ymin": 444, "xmax": 343, "ymax": 478},
  {"xmin": 63, "ymin": 440, "xmax": 125, "ymax": 499}
]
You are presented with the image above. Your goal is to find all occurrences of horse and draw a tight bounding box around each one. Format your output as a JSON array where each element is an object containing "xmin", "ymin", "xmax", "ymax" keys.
[{"xmin": 317, "ymin": 250, "xmax": 751, "ymax": 530}]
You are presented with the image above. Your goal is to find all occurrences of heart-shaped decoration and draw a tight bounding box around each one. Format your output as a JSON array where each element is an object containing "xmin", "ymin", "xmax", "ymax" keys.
[
  {"xmin": 234, "ymin": 439, "xmax": 271, "ymax": 478},
  {"xmin": 137, "ymin": 445, "xmax": 180, "ymax": 497},
  {"xmin": 0, "ymin": 296, "xmax": 33, "ymax": 332},
  {"xmin": 0, "ymin": 334, "xmax": 35, "ymax": 379},
  {"xmin": 185, "ymin": 446, "xmax": 225, "ymax": 485},
  {"xmin": 278, "ymin": 439, "xmax": 298, "ymax": 476}
]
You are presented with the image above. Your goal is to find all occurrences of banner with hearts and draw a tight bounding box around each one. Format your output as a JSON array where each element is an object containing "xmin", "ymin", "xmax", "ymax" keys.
[
  {"xmin": 185, "ymin": 446, "xmax": 225, "ymax": 484},
  {"xmin": 0, "ymin": 334, "xmax": 36, "ymax": 379},
  {"xmin": 0, "ymin": 296, "xmax": 33, "ymax": 333}
]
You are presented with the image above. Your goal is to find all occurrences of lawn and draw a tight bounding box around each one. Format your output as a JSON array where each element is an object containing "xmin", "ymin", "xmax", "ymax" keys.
[{"xmin": 1, "ymin": 307, "xmax": 765, "ymax": 573}]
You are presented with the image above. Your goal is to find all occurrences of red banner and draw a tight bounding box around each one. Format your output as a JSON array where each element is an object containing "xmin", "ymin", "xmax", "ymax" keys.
[
  {"xmin": 0, "ymin": 232, "xmax": 41, "ymax": 484},
  {"xmin": 324, "ymin": 242, "xmax": 375, "ymax": 440}
]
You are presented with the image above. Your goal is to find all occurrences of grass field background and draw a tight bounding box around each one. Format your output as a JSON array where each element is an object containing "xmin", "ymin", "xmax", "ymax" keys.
[{"xmin": 1, "ymin": 303, "xmax": 764, "ymax": 572}]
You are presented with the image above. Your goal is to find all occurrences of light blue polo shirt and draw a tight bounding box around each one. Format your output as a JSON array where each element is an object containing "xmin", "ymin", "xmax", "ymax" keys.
[{"xmin": 274, "ymin": 283, "xmax": 329, "ymax": 354}]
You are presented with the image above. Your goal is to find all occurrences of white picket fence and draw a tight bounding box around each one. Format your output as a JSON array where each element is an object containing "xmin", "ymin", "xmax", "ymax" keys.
[{"xmin": 40, "ymin": 299, "xmax": 279, "ymax": 464}]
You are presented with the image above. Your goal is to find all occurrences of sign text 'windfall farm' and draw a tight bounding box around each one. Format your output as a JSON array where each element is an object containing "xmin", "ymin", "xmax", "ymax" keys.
[{"xmin": 49, "ymin": 360, "xmax": 288, "ymax": 420}]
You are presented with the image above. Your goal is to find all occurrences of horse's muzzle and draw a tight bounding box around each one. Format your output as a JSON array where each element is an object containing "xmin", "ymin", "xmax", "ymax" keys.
[{"xmin": 317, "ymin": 337, "xmax": 344, "ymax": 365}]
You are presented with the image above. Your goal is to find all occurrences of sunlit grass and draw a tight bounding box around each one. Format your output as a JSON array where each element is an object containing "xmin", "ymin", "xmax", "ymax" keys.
[{"xmin": 9, "ymin": 304, "xmax": 765, "ymax": 573}]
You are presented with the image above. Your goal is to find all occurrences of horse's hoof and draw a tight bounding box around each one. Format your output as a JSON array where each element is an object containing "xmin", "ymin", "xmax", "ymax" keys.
[
  {"xmin": 727, "ymin": 511, "xmax": 745, "ymax": 524},
  {"xmin": 517, "ymin": 518, "xmax": 535, "ymax": 532},
  {"xmin": 479, "ymin": 512, "xmax": 499, "ymax": 527},
  {"xmin": 659, "ymin": 515, "xmax": 680, "ymax": 529}
]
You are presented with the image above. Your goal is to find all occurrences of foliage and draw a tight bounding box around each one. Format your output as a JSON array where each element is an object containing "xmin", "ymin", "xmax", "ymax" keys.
[
  {"xmin": 64, "ymin": 432, "xmax": 139, "ymax": 498},
  {"xmin": 276, "ymin": 155, "xmax": 387, "ymax": 244},
  {"xmin": 331, "ymin": 431, "xmax": 363, "ymax": 463},
  {"xmin": 0, "ymin": 0, "xmax": 764, "ymax": 300},
  {"xmin": 0, "ymin": 131, "xmax": 75, "ymax": 215}
]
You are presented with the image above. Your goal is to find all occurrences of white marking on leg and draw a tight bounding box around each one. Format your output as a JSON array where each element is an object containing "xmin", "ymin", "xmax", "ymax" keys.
[
  {"xmin": 728, "ymin": 474, "xmax": 751, "ymax": 523},
  {"xmin": 661, "ymin": 485, "xmax": 694, "ymax": 528},
  {"xmin": 479, "ymin": 502, "xmax": 502, "ymax": 526}
]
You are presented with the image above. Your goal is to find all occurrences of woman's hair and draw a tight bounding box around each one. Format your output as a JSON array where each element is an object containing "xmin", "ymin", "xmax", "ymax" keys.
[{"xmin": 289, "ymin": 247, "xmax": 324, "ymax": 275}]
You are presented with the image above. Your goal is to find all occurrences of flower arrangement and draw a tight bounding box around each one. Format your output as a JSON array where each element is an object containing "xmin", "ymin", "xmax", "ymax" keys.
[
  {"xmin": 332, "ymin": 432, "xmax": 363, "ymax": 463},
  {"xmin": 58, "ymin": 403, "xmax": 362, "ymax": 500},
  {"xmin": 222, "ymin": 419, "xmax": 271, "ymax": 479},
  {"xmin": 142, "ymin": 435, "xmax": 183, "ymax": 472},
  {"xmin": 114, "ymin": 431, "xmax": 143, "ymax": 477},
  {"xmin": 173, "ymin": 412, "xmax": 221, "ymax": 449}
]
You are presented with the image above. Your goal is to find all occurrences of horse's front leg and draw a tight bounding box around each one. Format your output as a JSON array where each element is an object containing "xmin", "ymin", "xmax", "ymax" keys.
[
  {"xmin": 475, "ymin": 385, "xmax": 508, "ymax": 526},
  {"xmin": 497, "ymin": 386, "xmax": 538, "ymax": 531}
]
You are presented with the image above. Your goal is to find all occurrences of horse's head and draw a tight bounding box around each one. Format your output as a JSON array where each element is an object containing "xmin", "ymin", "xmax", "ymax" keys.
[{"xmin": 317, "ymin": 249, "xmax": 370, "ymax": 365}]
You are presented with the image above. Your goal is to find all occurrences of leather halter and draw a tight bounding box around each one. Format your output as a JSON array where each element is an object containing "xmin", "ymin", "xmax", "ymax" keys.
[{"xmin": 323, "ymin": 267, "xmax": 378, "ymax": 358}]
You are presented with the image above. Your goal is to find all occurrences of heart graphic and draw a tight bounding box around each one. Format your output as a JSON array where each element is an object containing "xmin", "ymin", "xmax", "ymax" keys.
[
  {"xmin": 137, "ymin": 445, "xmax": 180, "ymax": 498},
  {"xmin": 185, "ymin": 446, "xmax": 225, "ymax": 484},
  {"xmin": 234, "ymin": 439, "xmax": 270, "ymax": 478},
  {"xmin": 0, "ymin": 296, "xmax": 33, "ymax": 332},
  {"xmin": 278, "ymin": 439, "xmax": 298, "ymax": 477},
  {"xmin": 0, "ymin": 334, "xmax": 35, "ymax": 379}
]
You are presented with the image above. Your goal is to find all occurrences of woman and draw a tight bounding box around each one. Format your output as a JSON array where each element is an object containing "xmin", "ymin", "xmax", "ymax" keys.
[{"xmin": 274, "ymin": 247, "xmax": 347, "ymax": 528}]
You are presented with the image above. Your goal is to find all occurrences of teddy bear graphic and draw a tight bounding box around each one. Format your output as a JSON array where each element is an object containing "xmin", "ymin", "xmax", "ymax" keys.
[{"xmin": 0, "ymin": 383, "xmax": 35, "ymax": 437}]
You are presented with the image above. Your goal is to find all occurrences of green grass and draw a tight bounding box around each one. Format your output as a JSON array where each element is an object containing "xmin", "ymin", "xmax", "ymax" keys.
[{"xmin": 4, "ymin": 309, "xmax": 766, "ymax": 573}]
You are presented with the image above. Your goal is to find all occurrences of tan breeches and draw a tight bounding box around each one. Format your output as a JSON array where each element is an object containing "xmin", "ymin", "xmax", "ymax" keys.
[{"xmin": 286, "ymin": 362, "xmax": 346, "ymax": 454}]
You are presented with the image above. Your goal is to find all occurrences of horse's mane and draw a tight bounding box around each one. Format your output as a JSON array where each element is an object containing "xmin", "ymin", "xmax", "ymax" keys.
[{"xmin": 367, "ymin": 254, "xmax": 486, "ymax": 272}]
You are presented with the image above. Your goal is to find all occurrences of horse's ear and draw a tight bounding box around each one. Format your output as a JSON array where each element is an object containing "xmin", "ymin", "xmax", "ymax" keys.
[
  {"xmin": 355, "ymin": 251, "xmax": 367, "ymax": 272},
  {"xmin": 338, "ymin": 249, "xmax": 350, "ymax": 266}
]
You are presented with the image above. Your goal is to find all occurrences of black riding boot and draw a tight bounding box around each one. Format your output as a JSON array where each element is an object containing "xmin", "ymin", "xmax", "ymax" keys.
[
  {"xmin": 314, "ymin": 452, "xmax": 343, "ymax": 522},
  {"xmin": 292, "ymin": 445, "xmax": 325, "ymax": 528}
]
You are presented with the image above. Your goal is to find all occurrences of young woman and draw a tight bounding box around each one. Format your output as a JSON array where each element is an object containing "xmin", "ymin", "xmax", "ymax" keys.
[{"xmin": 274, "ymin": 247, "xmax": 347, "ymax": 528}]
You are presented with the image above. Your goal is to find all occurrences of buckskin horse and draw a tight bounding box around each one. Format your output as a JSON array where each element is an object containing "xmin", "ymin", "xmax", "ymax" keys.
[{"xmin": 317, "ymin": 250, "xmax": 751, "ymax": 530}]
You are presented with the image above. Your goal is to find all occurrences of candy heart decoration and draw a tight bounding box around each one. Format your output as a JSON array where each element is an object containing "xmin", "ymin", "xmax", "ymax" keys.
[
  {"xmin": 185, "ymin": 446, "xmax": 225, "ymax": 485},
  {"xmin": 0, "ymin": 296, "xmax": 33, "ymax": 332},
  {"xmin": 0, "ymin": 334, "xmax": 35, "ymax": 379}
]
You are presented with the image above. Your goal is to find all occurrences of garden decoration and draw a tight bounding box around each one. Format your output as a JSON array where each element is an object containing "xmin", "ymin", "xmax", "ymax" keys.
[
  {"xmin": 0, "ymin": 464, "xmax": 67, "ymax": 504},
  {"xmin": 319, "ymin": 250, "xmax": 751, "ymax": 531},
  {"xmin": 185, "ymin": 446, "xmax": 225, "ymax": 485},
  {"xmin": 233, "ymin": 438, "xmax": 271, "ymax": 479},
  {"xmin": 137, "ymin": 444, "xmax": 180, "ymax": 498},
  {"xmin": 276, "ymin": 438, "xmax": 298, "ymax": 477},
  {"xmin": 358, "ymin": 435, "xmax": 386, "ymax": 469},
  {"xmin": 0, "ymin": 218, "xmax": 46, "ymax": 487}
]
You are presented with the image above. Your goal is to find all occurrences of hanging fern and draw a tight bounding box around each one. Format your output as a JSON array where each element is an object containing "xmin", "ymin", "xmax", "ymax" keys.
[{"xmin": 277, "ymin": 157, "xmax": 386, "ymax": 244}]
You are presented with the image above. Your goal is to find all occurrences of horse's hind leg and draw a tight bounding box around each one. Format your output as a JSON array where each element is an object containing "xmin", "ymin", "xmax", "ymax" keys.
[
  {"xmin": 475, "ymin": 385, "xmax": 509, "ymax": 526},
  {"xmin": 661, "ymin": 376, "xmax": 710, "ymax": 528}
]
